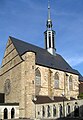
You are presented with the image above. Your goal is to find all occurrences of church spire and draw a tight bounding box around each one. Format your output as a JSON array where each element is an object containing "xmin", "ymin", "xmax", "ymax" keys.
[
  {"xmin": 48, "ymin": 0, "xmax": 51, "ymax": 20},
  {"xmin": 44, "ymin": 0, "xmax": 56, "ymax": 55},
  {"xmin": 46, "ymin": 0, "xmax": 52, "ymax": 30}
]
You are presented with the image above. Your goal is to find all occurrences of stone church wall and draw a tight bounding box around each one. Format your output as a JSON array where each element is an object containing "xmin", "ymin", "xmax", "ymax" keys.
[
  {"xmin": 35, "ymin": 65, "xmax": 79, "ymax": 99},
  {"xmin": 0, "ymin": 38, "xmax": 22, "ymax": 104},
  {"xmin": 20, "ymin": 52, "xmax": 36, "ymax": 119}
]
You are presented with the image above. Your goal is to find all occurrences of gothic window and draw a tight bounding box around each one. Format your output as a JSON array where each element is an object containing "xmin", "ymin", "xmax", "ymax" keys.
[
  {"xmin": 42, "ymin": 106, "xmax": 45, "ymax": 117},
  {"xmin": 11, "ymin": 108, "xmax": 15, "ymax": 119},
  {"xmin": 69, "ymin": 75, "xmax": 73, "ymax": 90},
  {"xmin": 35, "ymin": 69, "xmax": 41, "ymax": 86},
  {"xmin": 54, "ymin": 72, "xmax": 59, "ymax": 89},
  {"xmin": 4, "ymin": 108, "xmax": 8, "ymax": 119},
  {"xmin": 53, "ymin": 105, "xmax": 56, "ymax": 117},
  {"xmin": 47, "ymin": 105, "xmax": 51, "ymax": 117}
]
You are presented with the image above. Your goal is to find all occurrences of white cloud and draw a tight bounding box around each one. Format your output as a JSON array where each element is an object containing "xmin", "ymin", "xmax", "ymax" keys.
[{"xmin": 66, "ymin": 56, "xmax": 83, "ymax": 67}]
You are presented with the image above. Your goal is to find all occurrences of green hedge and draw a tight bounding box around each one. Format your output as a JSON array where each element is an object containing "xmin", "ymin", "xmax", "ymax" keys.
[{"xmin": 78, "ymin": 93, "xmax": 83, "ymax": 99}]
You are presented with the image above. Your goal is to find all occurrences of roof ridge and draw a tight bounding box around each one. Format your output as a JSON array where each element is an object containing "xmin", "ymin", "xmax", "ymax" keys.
[
  {"xmin": 9, "ymin": 36, "xmax": 78, "ymax": 75},
  {"xmin": 9, "ymin": 36, "xmax": 46, "ymax": 52}
]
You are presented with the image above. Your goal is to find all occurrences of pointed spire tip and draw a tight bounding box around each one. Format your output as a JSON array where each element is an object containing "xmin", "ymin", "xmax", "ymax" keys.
[{"xmin": 48, "ymin": 0, "xmax": 50, "ymax": 9}]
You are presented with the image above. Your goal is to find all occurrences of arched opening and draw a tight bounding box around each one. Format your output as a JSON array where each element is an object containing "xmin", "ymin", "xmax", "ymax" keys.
[
  {"xmin": 11, "ymin": 108, "xmax": 15, "ymax": 119},
  {"xmin": 42, "ymin": 106, "xmax": 45, "ymax": 117},
  {"xmin": 47, "ymin": 105, "xmax": 51, "ymax": 117},
  {"xmin": 74, "ymin": 102, "xmax": 79, "ymax": 117},
  {"xmin": 54, "ymin": 72, "xmax": 59, "ymax": 89},
  {"xmin": 53, "ymin": 105, "xmax": 56, "ymax": 117},
  {"xmin": 59, "ymin": 104, "xmax": 63, "ymax": 118},
  {"xmin": 4, "ymin": 108, "xmax": 8, "ymax": 119},
  {"xmin": 67, "ymin": 104, "xmax": 71, "ymax": 117}
]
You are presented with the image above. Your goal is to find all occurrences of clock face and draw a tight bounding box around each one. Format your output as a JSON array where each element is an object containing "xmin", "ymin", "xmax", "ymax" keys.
[{"xmin": 4, "ymin": 79, "xmax": 11, "ymax": 95}]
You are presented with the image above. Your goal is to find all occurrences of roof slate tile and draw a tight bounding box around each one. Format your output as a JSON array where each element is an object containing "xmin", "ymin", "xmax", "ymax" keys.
[{"xmin": 10, "ymin": 36, "xmax": 78, "ymax": 75}]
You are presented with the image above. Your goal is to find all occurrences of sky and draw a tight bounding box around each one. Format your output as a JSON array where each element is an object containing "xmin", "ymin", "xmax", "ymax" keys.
[{"xmin": 0, "ymin": 0, "xmax": 83, "ymax": 75}]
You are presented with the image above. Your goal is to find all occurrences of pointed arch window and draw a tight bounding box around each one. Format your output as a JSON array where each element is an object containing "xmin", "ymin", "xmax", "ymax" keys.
[
  {"xmin": 35, "ymin": 69, "xmax": 41, "ymax": 86},
  {"xmin": 54, "ymin": 72, "xmax": 59, "ymax": 88},
  {"xmin": 69, "ymin": 75, "xmax": 73, "ymax": 90}
]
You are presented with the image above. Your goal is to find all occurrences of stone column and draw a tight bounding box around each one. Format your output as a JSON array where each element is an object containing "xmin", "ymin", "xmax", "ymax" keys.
[
  {"xmin": 0, "ymin": 107, "xmax": 3, "ymax": 119},
  {"xmin": 19, "ymin": 61, "xmax": 26, "ymax": 118},
  {"xmin": 15, "ymin": 107, "xmax": 19, "ymax": 119},
  {"xmin": 24, "ymin": 52, "xmax": 36, "ymax": 119},
  {"xmin": 8, "ymin": 108, "xmax": 11, "ymax": 119}
]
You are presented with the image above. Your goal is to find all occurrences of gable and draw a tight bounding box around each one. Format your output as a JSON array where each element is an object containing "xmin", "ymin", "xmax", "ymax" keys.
[{"xmin": 0, "ymin": 37, "xmax": 22, "ymax": 75}]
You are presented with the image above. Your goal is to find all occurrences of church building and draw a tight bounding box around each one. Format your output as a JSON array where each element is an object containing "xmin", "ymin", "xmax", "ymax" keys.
[{"xmin": 0, "ymin": 1, "xmax": 83, "ymax": 120}]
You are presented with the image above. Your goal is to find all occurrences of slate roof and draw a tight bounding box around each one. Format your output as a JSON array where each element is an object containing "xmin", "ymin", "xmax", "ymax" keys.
[
  {"xmin": 79, "ymin": 73, "xmax": 83, "ymax": 82},
  {"xmin": 0, "ymin": 103, "xmax": 19, "ymax": 106},
  {"xmin": 10, "ymin": 36, "xmax": 78, "ymax": 75},
  {"xmin": 33, "ymin": 95, "xmax": 76, "ymax": 104}
]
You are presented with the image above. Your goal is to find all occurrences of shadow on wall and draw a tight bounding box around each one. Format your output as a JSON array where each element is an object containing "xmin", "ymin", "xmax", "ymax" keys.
[
  {"xmin": 56, "ymin": 104, "xmax": 83, "ymax": 120},
  {"xmin": 41, "ymin": 104, "xmax": 83, "ymax": 120}
]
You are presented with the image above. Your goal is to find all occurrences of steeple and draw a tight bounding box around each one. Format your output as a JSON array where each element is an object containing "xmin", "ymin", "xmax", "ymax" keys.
[
  {"xmin": 44, "ymin": 0, "xmax": 56, "ymax": 55},
  {"xmin": 48, "ymin": 0, "xmax": 51, "ymax": 19},
  {"xmin": 46, "ymin": 0, "xmax": 52, "ymax": 30}
]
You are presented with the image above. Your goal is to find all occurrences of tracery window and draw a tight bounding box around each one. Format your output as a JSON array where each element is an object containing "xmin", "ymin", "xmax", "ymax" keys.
[
  {"xmin": 35, "ymin": 69, "xmax": 41, "ymax": 86},
  {"xmin": 69, "ymin": 75, "xmax": 73, "ymax": 90},
  {"xmin": 54, "ymin": 72, "xmax": 59, "ymax": 88}
]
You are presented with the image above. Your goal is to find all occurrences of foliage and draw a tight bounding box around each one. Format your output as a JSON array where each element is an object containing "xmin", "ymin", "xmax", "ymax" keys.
[{"xmin": 78, "ymin": 93, "xmax": 83, "ymax": 99}]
